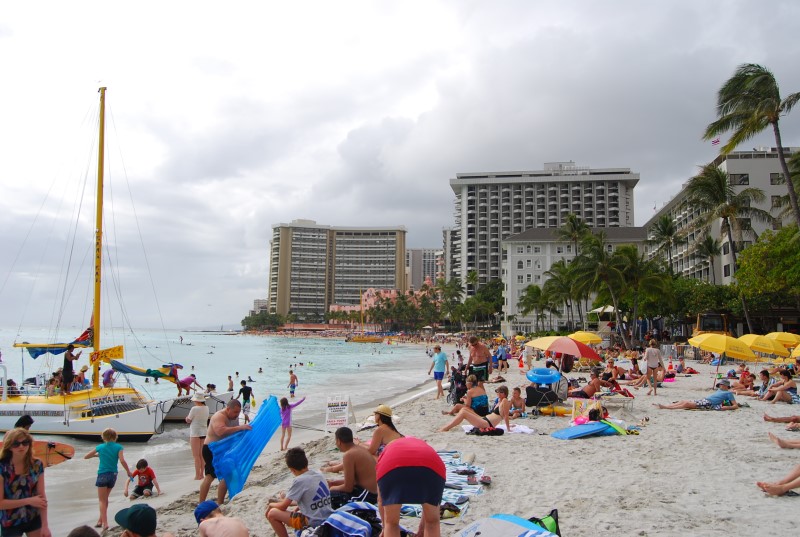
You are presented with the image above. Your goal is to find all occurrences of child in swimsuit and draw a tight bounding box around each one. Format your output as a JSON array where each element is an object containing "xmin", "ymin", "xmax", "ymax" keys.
[{"xmin": 280, "ymin": 396, "xmax": 305, "ymax": 451}]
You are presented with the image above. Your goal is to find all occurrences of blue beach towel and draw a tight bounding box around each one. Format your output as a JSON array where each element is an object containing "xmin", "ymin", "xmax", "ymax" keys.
[{"xmin": 209, "ymin": 395, "xmax": 281, "ymax": 498}]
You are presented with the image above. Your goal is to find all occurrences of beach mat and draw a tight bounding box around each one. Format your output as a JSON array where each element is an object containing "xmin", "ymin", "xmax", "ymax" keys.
[
  {"xmin": 458, "ymin": 515, "xmax": 558, "ymax": 537},
  {"xmin": 210, "ymin": 395, "xmax": 281, "ymax": 498}
]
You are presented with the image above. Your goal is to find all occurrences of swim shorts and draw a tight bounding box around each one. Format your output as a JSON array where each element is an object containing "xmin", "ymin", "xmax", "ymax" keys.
[
  {"xmin": 95, "ymin": 471, "xmax": 118, "ymax": 488},
  {"xmin": 471, "ymin": 365, "xmax": 488, "ymax": 382},
  {"xmin": 433, "ymin": 371, "xmax": 444, "ymax": 381},
  {"xmin": 289, "ymin": 384, "xmax": 296, "ymax": 395},
  {"xmin": 0, "ymin": 515, "xmax": 42, "ymax": 537},
  {"xmin": 570, "ymin": 390, "xmax": 589, "ymax": 399},
  {"xmin": 203, "ymin": 444, "xmax": 216, "ymax": 478},
  {"xmin": 131, "ymin": 483, "xmax": 154, "ymax": 498},
  {"xmin": 288, "ymin": 511, "xmax": 309, "ymax": 530},
  {"xmin": 694, "ymin": 399, "xmax": 713, "ymax": 409},
  {"xmin": 242, "ymin": 401, "xmax": 251, "ymax": 415}
]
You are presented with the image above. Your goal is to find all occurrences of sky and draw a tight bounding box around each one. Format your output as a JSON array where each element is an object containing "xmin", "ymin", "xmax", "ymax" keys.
[{"xmin": 1, "ymin": 1, "xmax": 799, "ymax": 330}]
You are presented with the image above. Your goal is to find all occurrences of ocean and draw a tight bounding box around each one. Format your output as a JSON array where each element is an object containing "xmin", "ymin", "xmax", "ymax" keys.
[{"xmin": 0, "ymin": 328, "xmax": 438, "ymax": 533}]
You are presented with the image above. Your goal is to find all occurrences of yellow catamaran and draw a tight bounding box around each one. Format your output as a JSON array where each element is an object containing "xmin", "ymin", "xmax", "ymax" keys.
[{"xmin": 0, "ymin": 88, "xmax": 174, "ymax": 441}]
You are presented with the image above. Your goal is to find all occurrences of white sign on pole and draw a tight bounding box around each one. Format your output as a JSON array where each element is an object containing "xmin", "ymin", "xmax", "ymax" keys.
[{"xmin": 325, "ymin": 395, "xmax": 355, "ymax": 433}]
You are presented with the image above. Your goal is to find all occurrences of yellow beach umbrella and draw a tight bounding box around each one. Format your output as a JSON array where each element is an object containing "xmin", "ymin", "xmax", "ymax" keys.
[
  {"xmin": 791, "ymin": 346, "xmax": 800, "ymax": 359},
  {"xmin": 765, "ymin": 332, "xmax": 800, "ymax": 348},
  {"xmin": 568, "ymin": 331, "xmax": 602, "ymax": 345},
  {"xmin": 515, "ymin": 335, "xmax": 527, "ymax": 341},
  {"xmin": 688, "ymin": 333, "xmax": 757, "ymax": 361},
  {"xmin": 737, "ymin": 334, "xmax": 790, "ymax": 357}
]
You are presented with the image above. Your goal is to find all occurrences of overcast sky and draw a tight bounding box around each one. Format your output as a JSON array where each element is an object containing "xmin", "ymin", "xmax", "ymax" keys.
[{"xmin": 1, "ymin": 1, "xmax": 799, "ymax": 330}]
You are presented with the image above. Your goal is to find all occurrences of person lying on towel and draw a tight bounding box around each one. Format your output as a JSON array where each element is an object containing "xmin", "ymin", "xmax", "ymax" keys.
[{"xmin": 656, "ymin": 379, "xmax": 739, "ymax": 410}]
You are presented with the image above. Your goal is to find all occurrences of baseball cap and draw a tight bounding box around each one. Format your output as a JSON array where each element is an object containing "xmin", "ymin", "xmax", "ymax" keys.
[
  {"xmin": 716, "ymin": 379, "xmax": 731, "ymax": 388},
  {"xmin": 194, "ymin": 501, "xmax": 219, "ymax": 524},
  {"xmin": 115, "ymin": 504, "xmax": 157, "ymax": 535}
]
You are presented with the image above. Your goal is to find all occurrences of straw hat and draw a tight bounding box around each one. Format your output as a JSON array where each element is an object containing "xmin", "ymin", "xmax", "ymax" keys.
[
  {"xmin": 191, "ymin": 392, "xmax": 207, "ymax": 402},
  {"xmin": 80, "ymin": 365, "xmax": 89, "ymax": 373},
  {"xmin": 374, "ymin": 404, "xmax": 392, "ymax": 417}
]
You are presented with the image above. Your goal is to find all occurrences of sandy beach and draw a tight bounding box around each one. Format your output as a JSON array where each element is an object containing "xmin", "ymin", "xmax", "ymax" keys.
[{"xmin": 86, "ymin": 351, "xmax": 799, "ymax": 537}]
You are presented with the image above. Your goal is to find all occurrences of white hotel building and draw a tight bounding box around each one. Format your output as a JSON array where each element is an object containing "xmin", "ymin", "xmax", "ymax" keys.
[{"xmin": 448, "ymin": 162, "xmax": 639, "ymax": 294}]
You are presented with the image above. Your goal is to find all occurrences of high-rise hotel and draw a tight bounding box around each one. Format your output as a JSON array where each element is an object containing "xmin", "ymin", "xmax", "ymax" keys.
[
  {"xmin": 267, "ymin": 219, "xmax": 407, "ymax": 318},
  {"xmin": 449, "ymin": 162, "xmax": 639, "ymax": 293}
]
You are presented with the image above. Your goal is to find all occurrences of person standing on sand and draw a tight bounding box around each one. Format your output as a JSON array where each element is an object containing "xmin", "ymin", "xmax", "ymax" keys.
[
  {"xmin": 200, "ymin": 400, "xmax": 252, "ymax": 505},
  {"xmin": 427, "ymin": 345, "xmax": 449, "ymax": 399},
  {"xmin": 0, "ymin": 428, "xmax": 51, "ymax": 537},
  {"xmin": 186, "ymin": 393, "xmax": 210, "ymax": 480},
  {"xmin": 466, "ymin": 336, "xmax": 492, "ymax": 384},
  {"xmin": 642, "ymin": 338, "xmax": 664, "ymax": 396},
  {"xmin": 288, "ymin": 370, "xmax": 298, "ymax": 398},
  {"xmin": 279, "ymin": 396, "xmax": 305, "ymax": 451},
  {"xmin": 84, "ymin": 428, "xmax": 132, "ymax": 531}
]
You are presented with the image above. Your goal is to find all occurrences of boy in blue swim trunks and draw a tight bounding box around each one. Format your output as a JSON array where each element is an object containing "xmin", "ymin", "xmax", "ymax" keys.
[
  {"xmin": 656, "ymin": 379, "xmax": 739, "ymax": 410},
  {"xmin": 288, "ymin": 370, "xmax": 298, "ymax": 398}
]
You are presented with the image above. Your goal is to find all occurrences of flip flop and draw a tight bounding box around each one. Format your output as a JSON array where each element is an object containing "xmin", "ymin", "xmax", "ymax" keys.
[
  {"xmin": 785, "ymin": 490, "xmax": 800, "ymax": 497},
  {"xmin": 479, "ymin": 475, "xmax": 492, "ymax": 485},
  {"xmin": 467, "ymin": 475, "xmax": 478, "ymax": 485}
]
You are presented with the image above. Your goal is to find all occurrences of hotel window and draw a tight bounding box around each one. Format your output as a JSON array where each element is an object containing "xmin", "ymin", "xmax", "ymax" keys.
[
  {"xmin": 534, "ymin": 246, "xmax": 541, "ymax": 253},
  {"xmin": 773, "ymin": 220, "xmax": 783, "ymax": 230},
  {"xmin": 772, "ymin": 195, "xmax": 783, "ymax": 208},
  {"xmin": 556, "ymin": 246, "xmax": 563, "ymax": 254},
  {"xmin": 730, "ymin": 173, "xmax": 749, "ymax": 185},
  {"xmin": 517, "ymin": 275, "xmax": 524, "ymax": 283},
  {"xmin": 566, "ymin": 245, "xmax": 572, "ymax": 253},
  {"xmin": 535, "ymin": 275, "xmax": 541, "ymax": 282},
  {"xmin": 527, "ymin": 274, "xmax": 532, "ymax": 283},
  {"xmin": 770, "ymin": 173, "xmax": 785, "ymax": 185},
  {"xmin": 517, "ymin": 261, "xmax": 524, "ymax": 269},
  {"xmin": 722, "ymin": 242, "xmax": 730, "ymax": 255},
  {"xmin": 526, "ymin": 259, "xmax": 532, "ymax": 268},
  {"xmin": 723, "ymin": 264, "xmax": 730, "ymax": 277},
  {"xmin": 526, "ymin": 245, "xmax": 532, "ymax": 253},
  {"xmin": 517, "ymin": 246, "xmax": 524, "ymax": 253}
]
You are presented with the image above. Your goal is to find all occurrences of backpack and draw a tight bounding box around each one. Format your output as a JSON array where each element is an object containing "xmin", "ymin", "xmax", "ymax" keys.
[
  {"xmin": 528, "ymin": 508, "xmax": 561, "ymax": 536},
  {"xmin": 466, "ymin": 426, "xmax": 504, "ymax": 436}
]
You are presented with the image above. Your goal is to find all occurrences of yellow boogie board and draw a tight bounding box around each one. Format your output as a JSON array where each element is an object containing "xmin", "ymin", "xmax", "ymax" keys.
[{"xmin": 0, "ymin": 440, "xmax": 75, "ymax": 468}]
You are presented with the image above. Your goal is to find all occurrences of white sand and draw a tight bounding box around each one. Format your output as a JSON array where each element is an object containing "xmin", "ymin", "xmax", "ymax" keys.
[{"xmin": 92, "ymin": 358, "xmax": 799, "ymax": 536}]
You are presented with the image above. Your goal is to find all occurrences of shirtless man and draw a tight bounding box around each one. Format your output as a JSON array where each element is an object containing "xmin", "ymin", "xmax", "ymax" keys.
[
  {"xmin": 195, "ymin": 500, "xmax": 250, "ymax": 536},
  {"xmin": 466, "ymin": 336, "xmax": 492, "ymax": 384},
  {"xmin": 200, "ymin": 399, "xmax": 252, "ymax": 504},
  {"xmin": 568, "ymin": 369, "xmax": 612, "ymax": 399},
  {"xmin": 327, "ymin": 427, "xmax": 378, "ymax": 509}
]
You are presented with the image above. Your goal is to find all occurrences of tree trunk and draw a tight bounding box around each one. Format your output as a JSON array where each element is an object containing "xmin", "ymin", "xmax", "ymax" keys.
[
  {"xmin": 773, "ymin": 122, "xmax": 800, "ymax": 228},
  {"xmin": 726, "ymin": 223, "xmax": 754, "ymax": 334},
  {"xmin": 607, "ymin": 284, "xmax": 631, "ymax": 349}
]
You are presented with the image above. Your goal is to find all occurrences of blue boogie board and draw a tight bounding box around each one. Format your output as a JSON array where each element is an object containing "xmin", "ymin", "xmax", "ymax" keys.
[{"xmin": 551, "ymin": 422, "xmax": 617, "ymax": 440}]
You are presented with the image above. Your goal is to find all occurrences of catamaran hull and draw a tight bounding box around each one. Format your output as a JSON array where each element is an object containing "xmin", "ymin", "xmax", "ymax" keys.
[
  {"xmin": 163, "ymin": 391, "xmax": 234, "ymax": 422},
  {"xmin": 0, "ymin": 398, "xmax": 173, "ymax": 442}
]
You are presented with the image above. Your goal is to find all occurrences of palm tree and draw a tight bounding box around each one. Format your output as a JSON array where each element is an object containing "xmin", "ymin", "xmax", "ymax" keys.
[
  {"xmin": 616, "ymin": 245, "xmax": 668, "ymax": 345},
  {"xmin": 572, "ymin": 232, "xmax": 631, "ymax": 349},
  {"xmin": 686, "ymin": 164, "xmax": 774, "ymax": 332},
  {"xmin": 557, "ymin": 214, "xmax": 591, "ymax": 256},
  {"xmin": 648, "ymin": 214, "xmax": 683, "ymax": 275},
  {"xmin": 543, "ymin": 261, "xmax": 571, "ymax": 330},
  {"xmin": 696, "ymin": 234, "xmax": 722, "ymax": 284},
  {"xmin": 517, "ymin": 284, "xmax": 543, "ymax": 332},
  {"xmin": 466, "ymin": 270, "xmax": 479, "ymax": 297},
  {"xmin": 704, "ymin": 63, "xmax": 800, "ymax": 228}
]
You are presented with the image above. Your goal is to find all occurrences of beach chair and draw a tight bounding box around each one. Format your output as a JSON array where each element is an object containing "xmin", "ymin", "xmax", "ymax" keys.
[
  {"xmin": 574, "ymin": 357, "xmax": 600, "ymax": 372},
  {"xmin": 525, "ymin": 385, "xmax": 558, "ymax": 411}
]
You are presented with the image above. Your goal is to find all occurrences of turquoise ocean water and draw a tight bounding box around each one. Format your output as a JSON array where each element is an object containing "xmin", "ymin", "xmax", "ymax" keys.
[{"xmin": 0, "ymin": 327, "xmax": 437, "ymax": 532}]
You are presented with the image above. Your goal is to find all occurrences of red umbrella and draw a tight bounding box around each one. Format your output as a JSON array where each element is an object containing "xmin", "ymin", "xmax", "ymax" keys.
[{"xmin": 525, "ymin": 336, "xmax": 600, "ymax": 360}]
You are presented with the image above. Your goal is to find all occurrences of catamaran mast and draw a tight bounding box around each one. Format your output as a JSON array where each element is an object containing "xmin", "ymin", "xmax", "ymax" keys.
[{"xmin": 92, "ymin": 87, "xmax": 106, "ymax": 389}]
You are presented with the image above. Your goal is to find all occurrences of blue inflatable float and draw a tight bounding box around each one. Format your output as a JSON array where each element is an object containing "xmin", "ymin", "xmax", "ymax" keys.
[{"xmin": 526, "ymin": 367, "xmax": 561, "ymax": 385}]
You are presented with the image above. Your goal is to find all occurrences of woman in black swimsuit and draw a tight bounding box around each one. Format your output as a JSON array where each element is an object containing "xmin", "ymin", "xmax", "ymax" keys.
[{"xmin": 439, "ymin": 385, "xmax": 513, "ymax": 432}]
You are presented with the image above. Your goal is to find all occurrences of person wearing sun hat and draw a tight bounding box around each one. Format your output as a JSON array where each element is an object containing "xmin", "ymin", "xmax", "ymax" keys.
[
  {"xmin": 194, "ymin": 501, "xmax": 249, "ymax": 536},
  {"xmin": 365, "ymin": 405, "xmax": 403, "ymax": 458},
  {"xmin": 114, "ymin": 504, "xmax": 174, "ymax": 537},
  {"xmin": 187, "ymin": 392, "xmax": 210, "ymax": 480},
  {"xmin": 656, "ymin": 379, "xmax": 739, "ymax": 411}
]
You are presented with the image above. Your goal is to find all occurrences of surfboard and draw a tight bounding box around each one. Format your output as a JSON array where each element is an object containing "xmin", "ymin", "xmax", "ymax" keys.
[{"xmin": 0, "ymin": 440, "xmax": 75, "ymax": 467}]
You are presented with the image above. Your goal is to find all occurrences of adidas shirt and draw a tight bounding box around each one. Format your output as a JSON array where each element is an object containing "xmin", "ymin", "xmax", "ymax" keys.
[{"xmin": 287, "ymin": 469, "xmax": 333, "ymax": 526}]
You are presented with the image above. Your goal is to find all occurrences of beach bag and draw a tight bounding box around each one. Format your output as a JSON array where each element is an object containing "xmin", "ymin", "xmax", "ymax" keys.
[
  {"xmin": 467, "ymin": 426, "xmax": 504, "ymax": 436},
  {"xmin": 528, "ymin": 508, "xmax": 561, "ymax": 536}
]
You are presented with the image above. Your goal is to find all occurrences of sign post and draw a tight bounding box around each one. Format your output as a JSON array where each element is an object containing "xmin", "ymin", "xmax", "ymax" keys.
[{"xmin": 325, "ymin": 395, "xmax": 357, "ymax": 433}]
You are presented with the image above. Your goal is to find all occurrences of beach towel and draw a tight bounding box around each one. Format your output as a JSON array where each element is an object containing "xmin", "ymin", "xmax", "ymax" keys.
[
  {"xmin": 462, "ymin": 424, "xmax": 536, "ymax": 434},
  {"xmin": 458, "ymin": 515, "xmax": 558, "ymax": 537},
  {"xmin": 209, "ymin": 395, "xmax": 281, "ymax": 498}
]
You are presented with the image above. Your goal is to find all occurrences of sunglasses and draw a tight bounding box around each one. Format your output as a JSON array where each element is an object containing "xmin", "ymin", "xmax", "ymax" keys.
[{"xmin": 10, "ymin": 440, "xmax": 31, "ymax": 448}]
